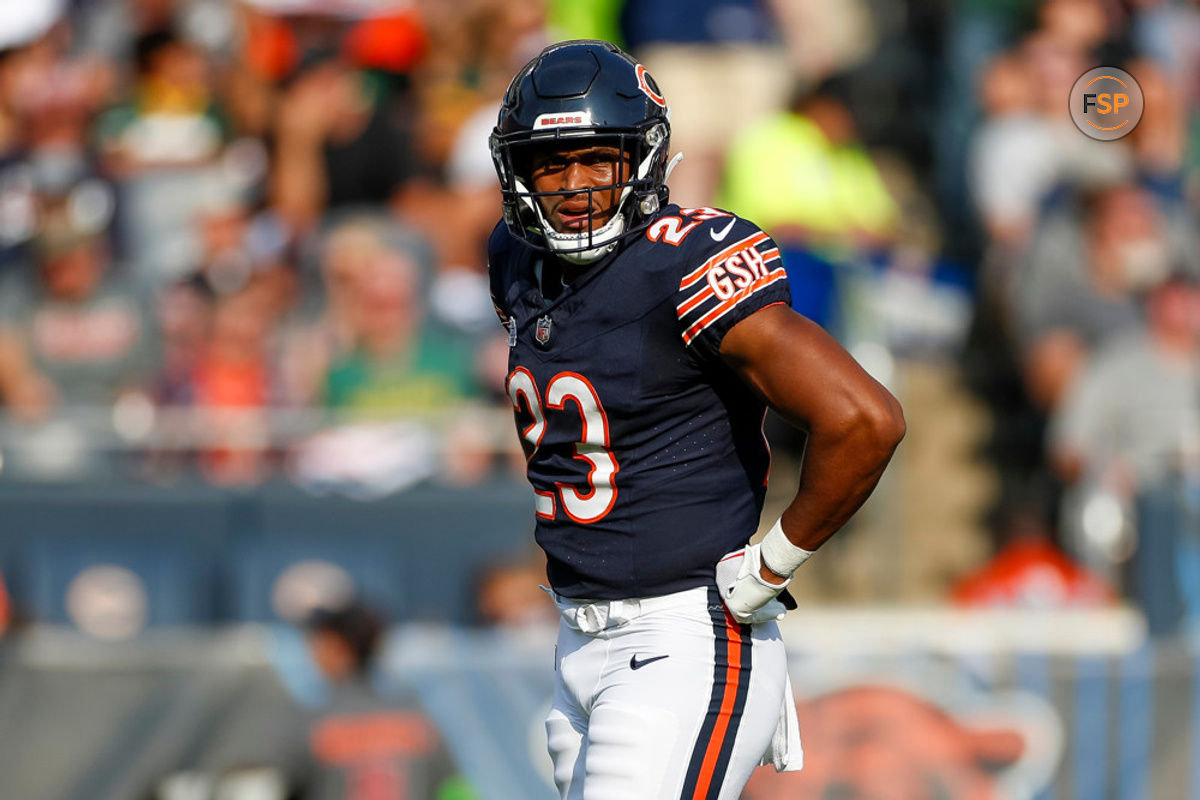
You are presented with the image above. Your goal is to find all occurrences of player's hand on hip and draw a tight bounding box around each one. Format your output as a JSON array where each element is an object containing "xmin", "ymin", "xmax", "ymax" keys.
[{"xmin": 716, "ymin": 544, "xmax": 789, "ymax": 624}]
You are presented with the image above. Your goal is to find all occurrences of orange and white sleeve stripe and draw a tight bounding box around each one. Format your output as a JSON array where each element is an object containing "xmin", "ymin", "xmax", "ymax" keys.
[{"xmin": 676, "ymin": 241, "xmax": 785, "ymax": 346}]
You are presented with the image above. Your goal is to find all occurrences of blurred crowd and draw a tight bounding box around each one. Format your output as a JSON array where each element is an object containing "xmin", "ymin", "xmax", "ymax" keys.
[
  {"xmin": 0, "ymin": 0, "xmax": 1196, "ymax": 625},
  {"xmin": 0, "ymin": 0, "xmax": 535, "ymax": 491},
  {"xmin": 946, "ymin": 0, "xmax": 1200, "ymax": 634}
]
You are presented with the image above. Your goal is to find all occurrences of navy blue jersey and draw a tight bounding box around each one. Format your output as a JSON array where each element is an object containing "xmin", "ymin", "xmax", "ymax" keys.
[{"xmin": 488, "ymin": 205, "xmax": 791, "ymax": 600}]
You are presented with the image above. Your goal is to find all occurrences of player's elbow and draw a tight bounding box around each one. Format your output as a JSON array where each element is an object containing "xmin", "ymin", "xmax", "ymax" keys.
[
  {"xmin": 831, "ymin": 389, "xmax": 905, "ymax": 462},
  {"xmin": 871, "ymin": 389, "xmax": 906, "ymax": 457},
  {"xmin": 875, "ymin": 390, "xmax": 906, "ymax": 452}
]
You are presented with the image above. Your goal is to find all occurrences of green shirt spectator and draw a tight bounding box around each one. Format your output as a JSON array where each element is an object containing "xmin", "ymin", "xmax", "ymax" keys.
[
  {"xmin": 323, "ymin": 325, "xmax": 479, "ymax": 418},
  {"xmin": 547, "ymin": 0, "xmax": 625, "ymax": 46},
  {"xmin": 718, "ymin": 80, "xmax": 897, "ymax": 255}
]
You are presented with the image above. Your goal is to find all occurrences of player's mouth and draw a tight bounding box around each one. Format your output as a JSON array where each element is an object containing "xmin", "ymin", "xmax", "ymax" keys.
[{"xmin": 553, "ymin": 201, "xmax": 608, "ymax": 232}]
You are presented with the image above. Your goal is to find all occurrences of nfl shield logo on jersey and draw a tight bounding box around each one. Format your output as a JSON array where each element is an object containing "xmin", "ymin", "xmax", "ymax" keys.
[{"xmin": 535, "ymin": 315, "xmax": 553, "ymax": 347}]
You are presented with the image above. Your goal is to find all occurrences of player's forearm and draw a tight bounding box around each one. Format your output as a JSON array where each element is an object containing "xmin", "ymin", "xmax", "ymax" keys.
[
  {"xmin": 730, "ymin": 393, "xmax": 904, "ymax": 604},
  {"xmin": 777, "ymin": 394, "xmax": 904, "ymax": 552}
]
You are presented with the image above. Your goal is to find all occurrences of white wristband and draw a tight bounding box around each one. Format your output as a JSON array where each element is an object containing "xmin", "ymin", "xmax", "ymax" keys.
[{"xmin": 760, "ymin": 519, "xmax": 815, "ymax": 578}]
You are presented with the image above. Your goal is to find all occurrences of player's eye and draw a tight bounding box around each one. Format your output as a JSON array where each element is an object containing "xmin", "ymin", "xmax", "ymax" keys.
[
  {"xmin": 585, "ymin": 149, "xmax": 621, "ymax": 166},
  {"xmin": 533, "ymin": 156, "xmax": 568, "ymax": 174}
]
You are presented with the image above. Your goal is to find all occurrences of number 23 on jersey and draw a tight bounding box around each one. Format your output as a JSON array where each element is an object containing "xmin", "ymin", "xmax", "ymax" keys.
[{"xmin": 506, "ymin": 368, "xmax": 619, "ymax": 524}]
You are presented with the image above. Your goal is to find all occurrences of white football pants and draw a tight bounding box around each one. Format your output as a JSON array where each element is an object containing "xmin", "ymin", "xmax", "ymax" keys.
[{"xmin": 545, "ymin": 585, "xmax": 788, "ymax": 800}]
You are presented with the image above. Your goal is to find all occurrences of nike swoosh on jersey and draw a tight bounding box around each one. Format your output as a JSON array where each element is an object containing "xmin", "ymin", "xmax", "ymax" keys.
[
  {"xmin": 630, "ymin": 653, "xmax": 670, "ymax": 670},
  {"xmin": 705, "ymin": 217, "xmax": 734, "ymax": 242}
]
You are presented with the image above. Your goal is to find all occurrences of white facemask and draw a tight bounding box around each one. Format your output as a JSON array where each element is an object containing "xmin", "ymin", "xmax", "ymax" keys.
[{"xmin": 540, "ymin": 211, "xmax": 627, "ymax": 264}]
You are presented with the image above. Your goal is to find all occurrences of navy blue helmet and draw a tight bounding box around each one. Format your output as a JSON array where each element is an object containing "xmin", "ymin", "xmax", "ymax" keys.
[{"xmin": 490, "ymin": 40, "xmax": 673, "ymax": 263}]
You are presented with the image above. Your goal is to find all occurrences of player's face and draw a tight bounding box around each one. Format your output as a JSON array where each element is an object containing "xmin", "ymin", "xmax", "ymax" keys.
[{"xmin": 529, "ymin": 142, "xmax": 631, "ymax": 234}]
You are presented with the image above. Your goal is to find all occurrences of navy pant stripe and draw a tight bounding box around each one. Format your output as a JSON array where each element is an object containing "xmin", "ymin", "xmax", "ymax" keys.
[{"xmin": 679, "ymin": 586, "xmax": 752, "ymax": 799}]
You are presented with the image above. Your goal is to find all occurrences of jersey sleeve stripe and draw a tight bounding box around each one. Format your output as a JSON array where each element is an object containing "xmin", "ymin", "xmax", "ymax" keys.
[
  {"xmin": 675, "ymin": 249, "xmax": 783, "ymax": 319},
  {"xmin": 678, "ymin": 232, "xmax": 769, "ymax": 291},
  {"xmin": 676, "ymin": 285, "xmax": 715, "ymax": 317},
  {"xmin": 681, "ymin": 269, "xmax": 788, "ymax": 345}
]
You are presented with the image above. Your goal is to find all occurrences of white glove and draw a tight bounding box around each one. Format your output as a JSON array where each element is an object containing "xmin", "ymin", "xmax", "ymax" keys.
[{"xmin": 716, "ymin": 544, "xmax": 789, "ymax": 624}]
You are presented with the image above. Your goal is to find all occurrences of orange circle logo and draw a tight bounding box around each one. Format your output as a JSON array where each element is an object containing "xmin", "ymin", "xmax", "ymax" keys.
[
  {"xmin": 1069, "ymin": 67, "xmax": 1144, "ymax": 141},
  {"xmin": 636, "ymin": 64, "xmax": 667, "ymax": 108}
]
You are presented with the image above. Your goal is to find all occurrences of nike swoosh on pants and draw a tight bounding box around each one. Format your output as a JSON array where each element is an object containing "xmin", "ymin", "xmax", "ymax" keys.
[{"xmin": 629, "ymin": 654, "xmax": 670, "ymax": 670}]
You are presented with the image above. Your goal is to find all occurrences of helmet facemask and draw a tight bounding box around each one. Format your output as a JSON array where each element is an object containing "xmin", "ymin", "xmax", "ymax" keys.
[{"xmin": 492, "ymin": 123, "xmax": 670, "ymax": 264}]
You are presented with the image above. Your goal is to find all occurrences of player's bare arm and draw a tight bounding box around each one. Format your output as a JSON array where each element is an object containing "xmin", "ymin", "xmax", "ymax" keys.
[{"xmin": 720, "ymin": 303, "xmax": 906, "ymax": 588}]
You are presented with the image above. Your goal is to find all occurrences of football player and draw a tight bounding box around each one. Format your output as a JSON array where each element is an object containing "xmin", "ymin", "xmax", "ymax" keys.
[{"xmin": 488, "ymin": 40, "xmax": 905, "ymax": 800}]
